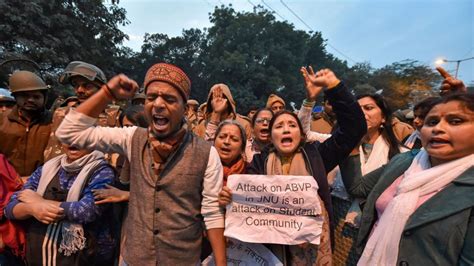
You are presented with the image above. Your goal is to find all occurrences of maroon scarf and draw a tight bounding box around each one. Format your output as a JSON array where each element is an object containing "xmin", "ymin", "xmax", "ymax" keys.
[
  {"xmin": 148, "ymin": 127, "xmax": 187, "ymax": 175},
  {"xmin": 222, "ymin": 157, "xmax": 247, "ymax": 186}
]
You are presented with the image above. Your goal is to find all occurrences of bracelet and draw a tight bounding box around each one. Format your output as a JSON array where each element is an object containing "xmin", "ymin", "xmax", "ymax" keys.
[
  {"xmin": 302, "ymin": 98, "xmax": 316, "ymax": 107},
  {"xmin": 102, "ymin": 84, "xmax": 116, "ymax": 101}
]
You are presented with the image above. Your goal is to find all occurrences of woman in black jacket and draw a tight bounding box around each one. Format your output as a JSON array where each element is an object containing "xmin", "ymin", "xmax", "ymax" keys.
[{"xmin": 220, "ymin": 67, "xmax": 367, "ymax": 265}]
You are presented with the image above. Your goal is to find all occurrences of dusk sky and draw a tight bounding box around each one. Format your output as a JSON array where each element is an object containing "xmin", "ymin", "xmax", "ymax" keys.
[{"xmin": 117, "ymin": 0, "xmax": 473, "ymax": 84}]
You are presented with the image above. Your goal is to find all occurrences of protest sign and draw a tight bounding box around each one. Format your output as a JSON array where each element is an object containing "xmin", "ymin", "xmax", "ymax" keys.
[
  {"xmin": 202, "ymin": 239, "xmax": 282, "ymax": 266},
  {"xmin": 224, "ymin": 174, "xmax": 324, "ymax": 245}
]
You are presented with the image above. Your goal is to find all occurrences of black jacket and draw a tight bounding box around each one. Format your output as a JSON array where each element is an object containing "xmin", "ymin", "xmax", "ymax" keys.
[{"xmin": 247, "ymin": 82, "xmax": 367, "ymax": 238}]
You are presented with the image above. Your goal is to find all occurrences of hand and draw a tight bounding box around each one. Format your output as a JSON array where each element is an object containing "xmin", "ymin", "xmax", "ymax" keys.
[
  {"xmin": 31, "ymin": 201, "xmax": 64, "ymax": 224},
  {"xmin": 436, "ymin": 66, "xmax": 467, "ymax": 95},
  {"xmin": 300, "ymin": 66, "xmax": 324, "ymax": 101},
  {"xmin": 211, "ymin": 86, "xmax": 228, "ymax": 115},
  {"xmin": 218, "ymin": 186, "xmax": 233, "ymax": 206},
  {"xmin": 18, "ymin": 189, "xmax": 43, "ymax": 204},
  {"xmin": 93, "ymin": 184, "xmax": 130, "ymax": 204},
  {"xmin": 301, "ymin": 67, "xmax": 340, "ymax": 92},
  {"xmin": 106, "ymin": 74, "xmax": 139, "ymax": 100}
]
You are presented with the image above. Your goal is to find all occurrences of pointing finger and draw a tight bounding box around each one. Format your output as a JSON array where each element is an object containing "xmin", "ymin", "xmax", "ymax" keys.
[{"xmin": 436, "ymin": 66, "xmax": 451, "ymax": 79}]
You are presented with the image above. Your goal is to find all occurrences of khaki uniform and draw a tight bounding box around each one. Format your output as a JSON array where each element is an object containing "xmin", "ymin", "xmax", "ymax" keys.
[
  {"xmin": 392, "ymin": 118, "xmax": 414, "ymax": 142},
  {"xmin": 43, "ymin": 104, "xmax": 121, "ymax": 161},
  {"xmin": 310, "ymin": 111, "xmax": 335, "ymax": 134},
  {"xmin": 0, "ymin": 106, "xmax": 52, "ymax": 177}
]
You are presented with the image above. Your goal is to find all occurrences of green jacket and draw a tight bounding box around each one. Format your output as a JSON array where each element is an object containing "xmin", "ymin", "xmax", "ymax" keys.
[{"xmin": 343, "ymin": 150, "xmax": 474, "ymax": 265}]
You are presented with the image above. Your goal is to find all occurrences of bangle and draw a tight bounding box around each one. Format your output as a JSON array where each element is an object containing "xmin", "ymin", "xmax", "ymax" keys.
[
  {"xmin": 302, "ymin": 99, "xmax": 316, "ymax": 107},
  {"xmin": 102, "ymin": 84, "xmax": 116, "ymax": 101}
]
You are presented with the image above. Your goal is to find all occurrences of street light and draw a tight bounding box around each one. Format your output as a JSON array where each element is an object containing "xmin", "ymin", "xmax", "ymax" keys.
[{"xmin": 435, "ymin": 57, "xmax": 474, "ymax": 78}]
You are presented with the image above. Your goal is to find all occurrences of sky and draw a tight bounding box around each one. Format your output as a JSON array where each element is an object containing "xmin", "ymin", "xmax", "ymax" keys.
[{"xmin": 117, "ymin": 0, "xmax": 474, "ymax": 84}]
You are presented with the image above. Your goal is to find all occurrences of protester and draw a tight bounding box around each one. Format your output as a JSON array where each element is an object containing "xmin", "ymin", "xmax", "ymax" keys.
[
  {"xmin": 343, "ymin": 93, "xmax": 473, "ymax": 265},
  {"xmin": 118, "ymin": 105, "xmax": 148, "ymax": 128},
  {"xmin": 246, "ymin": 106, "xmax": 258, "ymax": 121},
  {"xmin": 245, "ymin": 108, "xmax": 274, "ymax": 162},
  {"xmin": 337, "ymin": 93, "xmax": 410, "ymax": 264},
  {"xmin": 212, "ymin": 120, "xmax": 248, "ymax": 185},
  {"xmin": 43, "ymin": 61, "xmax": 121, "ymax": 162},
  {"xmin": 55, "ymin": 63, "xmax": 226, "ymax": 265},
  {"xmin": 219, "ymin": 66, "xmax": 367, "ymax": 265},
  {"xmin": 0, "ymin": 88, "xmax": 16, "ymax": 113},
  {"xmin": 0, "ymin": 154, "xmax": 25, "ymax": 266},
  {"xmin": 404, "ymin": 97, "xmax": 440, "ymax": 149},
  {"xmin": 266, "ymin": 93, "xmax": 286, "ymax": 113},
  {"xmin": 194, "ymin": 83, "xmax": 252, "ymax": 140},
  {"xmin": 0, "ymin": 71, "xmax": 52, "ymax": 178},
  {"xmin": 436, "ymin": 66, "xmax": 467, "ymax": 95},
  {"xmin": 4, "ymin": 144, "xmax": 116, "ymax": 265}
]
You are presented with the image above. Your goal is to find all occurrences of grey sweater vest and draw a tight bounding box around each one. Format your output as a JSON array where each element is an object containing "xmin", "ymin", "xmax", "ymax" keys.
[{"xmin": 123, "ymin": 128, "xmax": 211, "ymax": 265}]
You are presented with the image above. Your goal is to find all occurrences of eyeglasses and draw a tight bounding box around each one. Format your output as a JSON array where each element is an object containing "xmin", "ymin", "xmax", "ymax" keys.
[{"xmin": 255, "ymin": 118, "xmax": 271, "ymax": 124}]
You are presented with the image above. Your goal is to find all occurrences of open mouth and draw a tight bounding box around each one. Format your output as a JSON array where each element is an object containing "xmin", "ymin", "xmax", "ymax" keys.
[
  {"xmin": 153, "ymin": 114, "xmax": 169, "ymax": 129},
  {"xmin": 281, "ymin": 137, "xmax": 294, "ymax": 147},
  {"xmin": 429, "ymin": 137, "xmax": 450, "ymax": 147},
  {"xmin": 259, "ymin": 129, "xmax": 270, "ymax": 137},
  {"xmin": 219, "ymin": 147, "xmax": 231, "ymax": 154},
  {"xmin": 68, "ymin": 145, "xmax": 79, "ymax": 151}
]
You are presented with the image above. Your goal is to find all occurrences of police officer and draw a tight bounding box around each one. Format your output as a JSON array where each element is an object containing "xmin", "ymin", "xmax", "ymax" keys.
[
  {"xmin": 0, "ymin": 71, "xmax": 52, "ymax": 178},
  {"xmin": 0, "ymin": 88, "xmax": 16, "ymax": 113},
  {"xmin": 43, "ymin": 61, "xmax": 121, "ymax": 161}
]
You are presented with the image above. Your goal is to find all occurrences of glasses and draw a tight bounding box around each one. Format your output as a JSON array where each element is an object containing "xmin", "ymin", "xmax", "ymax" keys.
[{"xmin": 255, "ymin": 118, "xmax": 271, "ymax": 124}]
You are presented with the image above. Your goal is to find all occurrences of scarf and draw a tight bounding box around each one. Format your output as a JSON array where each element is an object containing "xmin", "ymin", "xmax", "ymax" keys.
[
  {"xmin": 359, "ymin": 135, "xmax": 391, "ymax": 176},
  {"xmin": 358, "ymin": 150, "xmax": 474, "ymax": 266},
  {"xmin": 148, "ymin": 126, "xmax": 186, "ymax": 175},
  {"xmin": 266, "ymin": 152, "xmax": 310, "ymax": 176},
  {"xmin": 37, "ymin": 151, "xmax": 105, "ymax": 256},
  {"xmin": 404, "ymin": 130, "xmax": 421, "ymax": 149},
  {"xmin": 223, "ymin": 157, "xmax": 247, "ymax": 186},
  {"xmin": 0, "ymin": 154, "xmax": 26, "ymax": 258}
]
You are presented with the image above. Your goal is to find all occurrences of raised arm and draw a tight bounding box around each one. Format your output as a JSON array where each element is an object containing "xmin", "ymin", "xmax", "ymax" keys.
[
  {"xmin": 299, "ymin": 66, "xmax": 334, "ymax": 143},
  {"xmin": 56, "ymin": 74, "xmax": 139, "ymax": 157},
  {"xmin": 300, "ymin": 67, "xmax": 367, "ymax": 173}
]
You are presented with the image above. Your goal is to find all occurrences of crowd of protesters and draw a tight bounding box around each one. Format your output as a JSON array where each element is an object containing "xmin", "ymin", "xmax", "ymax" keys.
[{"xmin": 0, "ymin": 58, "xmax": 472, "ymax": 266}]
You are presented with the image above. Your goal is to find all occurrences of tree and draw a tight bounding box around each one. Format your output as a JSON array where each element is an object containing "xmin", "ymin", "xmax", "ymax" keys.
[
  {"xmin": 369, "ymin": 60, "xmax": 441, "ymax": 109},
  {"xmin": 0, "ymin": 0, "xmax": 129, "ymax": 84},
  {"xmin": 199, "ymin": 5, "xmax": 347, "ymax": 113}
]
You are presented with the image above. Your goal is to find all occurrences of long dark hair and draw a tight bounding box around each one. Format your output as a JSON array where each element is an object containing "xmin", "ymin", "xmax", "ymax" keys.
[
  {"xmin": 119, "ymin": 105, "xmax": 149, "ymax": 128},
  {"xmin": 268, "ymin": 110, "xmax": 306, "ymax": 152},
  {"xmin": 357, "ymin": 93, "xmax": 400, "ymax": 159}
]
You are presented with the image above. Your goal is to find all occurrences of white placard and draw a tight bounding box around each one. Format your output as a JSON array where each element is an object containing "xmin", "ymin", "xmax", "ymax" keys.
[
  {"xmin": 224, "ymin": 174, "xmax": 324, "ymax": 245},
  {"xmin": 202, "ymin": 239, "xmax": 283, "ymax": 266}
]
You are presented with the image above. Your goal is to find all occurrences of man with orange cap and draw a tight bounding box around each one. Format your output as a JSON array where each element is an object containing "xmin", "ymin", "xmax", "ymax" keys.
[{"xmin": 56, "ymin": 63, "xmax": 226, "ymax": 265}]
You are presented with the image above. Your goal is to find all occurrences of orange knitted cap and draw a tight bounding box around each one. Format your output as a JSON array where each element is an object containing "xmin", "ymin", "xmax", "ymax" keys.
[{"xmin": 143, "ymin": 63, "xmax": 191, "ymax": 100}]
